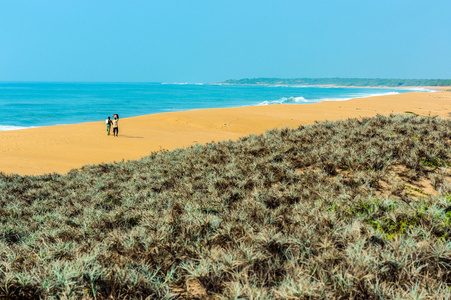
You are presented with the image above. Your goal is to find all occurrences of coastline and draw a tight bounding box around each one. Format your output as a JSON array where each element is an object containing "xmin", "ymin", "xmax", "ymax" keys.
[
  {"xmin": 214, "ymin": 82, "xmax": 449, "ymax": 91},
  {"xmin": 1, "ymin": 89, "xmax": 450, "ymax": 176}
]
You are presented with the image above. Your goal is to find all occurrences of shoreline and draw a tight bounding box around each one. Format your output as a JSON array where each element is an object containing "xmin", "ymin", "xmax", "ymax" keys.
[
  {"xmin": 1, "ymin": 89, "xmax": 450, "ymax": 176},
  {"xmin": 0, "ymin": 86, "xmax": 443, "ymax": 133}
]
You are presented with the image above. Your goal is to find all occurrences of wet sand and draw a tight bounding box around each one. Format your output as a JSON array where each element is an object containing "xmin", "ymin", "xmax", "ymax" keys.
[{"xmin": 1, "ymin": 90, "xmax": 450, "ymax": 175}]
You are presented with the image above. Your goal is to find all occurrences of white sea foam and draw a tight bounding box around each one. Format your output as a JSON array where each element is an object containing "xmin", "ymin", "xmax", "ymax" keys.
[
  {"xmin": 0, "ymin": 125, "xmax": 35, "ymax": 131},
  {"xmin": 258, "ymin": 91, "xmax": 405, "ymax": 106},
  {"xmin": 265, "ymin": 84, "xmax": 310, "ymax": 88},
  {"xmin": 161, "ymin": 82, "xmax": 204, "ymax": 85},
  {"xmin": 258, "ymin": 96, "xmax": 308, "ymax": 105},
  {"xmin": 317, "ymin": 91, "xmax": 400, "ymax": 102},
  {"xmin": 407, "ymin": 88, "xmax": 438, "ymax": 92},
  {"xmin": 160, "ymin": 82, "xmax": 189, "ymax": 85}
]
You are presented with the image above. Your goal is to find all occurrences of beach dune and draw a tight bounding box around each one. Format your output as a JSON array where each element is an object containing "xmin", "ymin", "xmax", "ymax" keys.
[{"xmin": 1, "ymin": 90, "xmax": 450, "ymax": 175}]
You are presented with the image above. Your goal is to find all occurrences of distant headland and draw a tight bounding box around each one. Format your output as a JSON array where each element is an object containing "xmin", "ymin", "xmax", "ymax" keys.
[{"xmin": 221, "ymin": 77, "xmax": 451, "ymax": 87}]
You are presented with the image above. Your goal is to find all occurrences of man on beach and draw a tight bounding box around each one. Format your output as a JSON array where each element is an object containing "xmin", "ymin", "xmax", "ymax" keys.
[{"xmin": 112, "ymin": 115, "xmax": 119, "ymax": 137}]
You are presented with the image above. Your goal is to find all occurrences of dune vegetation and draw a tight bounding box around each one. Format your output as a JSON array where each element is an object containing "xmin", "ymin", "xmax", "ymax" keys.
[
  {"xmin": 224, "ymin": 77, "xmax": 451, "ymax": 87},
  {"xmin": 1, "ymin": 114, "xmax": 451, "ymax": 299}
]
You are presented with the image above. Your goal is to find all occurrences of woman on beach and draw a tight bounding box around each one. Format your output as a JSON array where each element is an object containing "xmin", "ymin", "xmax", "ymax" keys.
[{"xmin": 106, "ymin": 116, "xmax": 112, "ymax": 135}]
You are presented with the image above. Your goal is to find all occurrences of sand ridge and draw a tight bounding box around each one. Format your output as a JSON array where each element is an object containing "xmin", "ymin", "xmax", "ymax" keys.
[{"xmin": 1, "ymin": 90, "xmax": 450, "ymax": 175}]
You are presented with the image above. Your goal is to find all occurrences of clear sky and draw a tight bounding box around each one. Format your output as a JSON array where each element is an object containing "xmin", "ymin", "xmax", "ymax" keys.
[{"xmin": 1, "ymin": 0, "xmax": 450, "ymax": 82}]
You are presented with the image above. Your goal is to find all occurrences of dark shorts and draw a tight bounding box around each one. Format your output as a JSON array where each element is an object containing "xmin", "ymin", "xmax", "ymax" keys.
[{"xmin": 113, "ymin": 127, "xmax": 118, "ymax": 135}]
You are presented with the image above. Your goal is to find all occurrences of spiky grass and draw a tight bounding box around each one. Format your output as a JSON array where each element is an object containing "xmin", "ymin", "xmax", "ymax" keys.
[{"xmin": 1, "ymin": 114, "xmax": 451, "ymax": 299}]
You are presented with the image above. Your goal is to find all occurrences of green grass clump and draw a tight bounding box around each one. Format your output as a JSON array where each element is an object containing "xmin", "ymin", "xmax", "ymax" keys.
[{"xmin": 1, "ymin": 114, "xmax": 451, "ymax": 299}]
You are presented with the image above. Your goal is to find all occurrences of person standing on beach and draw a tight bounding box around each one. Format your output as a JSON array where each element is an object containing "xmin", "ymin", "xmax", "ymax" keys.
[
  {"xmin": 106, "ymin": 116, "xmax": 112, "ymax": 135},
  {"xmin": 112, "ymin": 115, "xmax": 119, "ymax": 137}
]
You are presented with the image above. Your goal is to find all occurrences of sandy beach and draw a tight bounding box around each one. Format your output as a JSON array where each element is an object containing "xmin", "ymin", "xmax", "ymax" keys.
[{"xmin": 1, "ymin": 89, "xmax": 450, "ymax": 175}]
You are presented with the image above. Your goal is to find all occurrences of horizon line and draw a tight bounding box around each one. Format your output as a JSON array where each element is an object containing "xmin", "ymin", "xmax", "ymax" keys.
[{"xmin": 1, "ymin": 77, "xmax": 451, "ymax": 84}]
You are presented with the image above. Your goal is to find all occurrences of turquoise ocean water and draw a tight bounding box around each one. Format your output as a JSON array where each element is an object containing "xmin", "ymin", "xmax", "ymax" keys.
[{"xmin": 0, "ymin": 82, "xmax": 433, "ymax": 131}]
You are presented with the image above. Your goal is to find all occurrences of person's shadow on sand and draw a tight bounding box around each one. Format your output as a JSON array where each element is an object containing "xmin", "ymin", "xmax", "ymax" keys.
[{"xmin": 116, "ymin": 135, "xmax": 144, "ymax": 139}]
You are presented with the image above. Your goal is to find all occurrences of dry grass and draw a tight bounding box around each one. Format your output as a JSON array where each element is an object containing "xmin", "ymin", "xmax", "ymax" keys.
[{"xmin": 1, "ymin": 114, "xmax": 451, "ymax": 299}]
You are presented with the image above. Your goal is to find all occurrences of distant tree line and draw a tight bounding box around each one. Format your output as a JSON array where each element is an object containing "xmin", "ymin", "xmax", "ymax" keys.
[{"xmin": 223, "ymin": 77, "xmax": 451, "ymax": 87}]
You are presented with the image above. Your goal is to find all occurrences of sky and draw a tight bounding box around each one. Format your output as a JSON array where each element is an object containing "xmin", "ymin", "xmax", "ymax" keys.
[{"xmin": 1, "ymin": 0, "xmax": 450, "ymax": 83}]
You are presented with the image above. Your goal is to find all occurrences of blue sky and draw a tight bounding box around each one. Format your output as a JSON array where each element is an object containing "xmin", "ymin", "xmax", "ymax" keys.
[{"xmin": 1, "ymin": 0, "xmax": 450, "ymax": 82}]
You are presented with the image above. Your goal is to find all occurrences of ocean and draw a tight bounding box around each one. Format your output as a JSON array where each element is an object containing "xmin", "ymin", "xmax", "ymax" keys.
[{"xmin": 0, "ymin": 82, "xmax": 432, "ymax": 131}]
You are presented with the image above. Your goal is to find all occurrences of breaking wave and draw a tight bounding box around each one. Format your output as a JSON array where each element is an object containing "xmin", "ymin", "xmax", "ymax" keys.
[
  {"xmin": 258, "ymin": 91, "xmax": 405, "ymax": 105},
  {"xmin": 258, "ymin": 96, "xmax": 309, "ymax": 105},
  {"xmin": 0, "ymin": 125, "xmax": 35, "ymax": 131}
]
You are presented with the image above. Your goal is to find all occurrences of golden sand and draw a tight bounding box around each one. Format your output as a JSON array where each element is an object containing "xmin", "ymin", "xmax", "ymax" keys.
[{"xmin": 1, "ymin": 90, "xmax": 450, "ymax": 175}]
